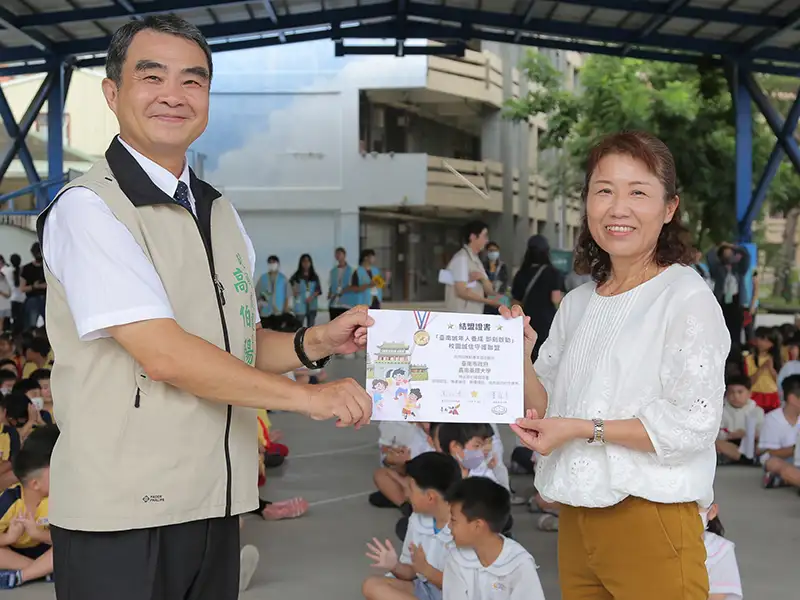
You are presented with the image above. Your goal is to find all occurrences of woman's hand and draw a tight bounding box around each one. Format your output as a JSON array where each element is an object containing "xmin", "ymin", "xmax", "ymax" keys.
[
  {"xmin": 498, "ymin": 304, "xmax": 537, "ymax": 354},
  {"xmin": 511, "ymin": 410, "xmax": 590, "ymax": 456}
]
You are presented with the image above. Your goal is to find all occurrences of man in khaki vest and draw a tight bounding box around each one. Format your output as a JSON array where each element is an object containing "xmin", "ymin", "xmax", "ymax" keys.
[
  {"xmin": 36, "ymin": 15, "xmax": 371, "ymax": 600},
  {"xmin": 444, "ymin": 220, "xmax": 501, "ymax": 313}
]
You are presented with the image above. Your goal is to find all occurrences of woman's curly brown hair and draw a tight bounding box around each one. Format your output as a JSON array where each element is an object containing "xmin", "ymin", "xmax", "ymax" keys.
[{"xmin": 573, "ymin": 131, "xmax": 694, "ymax": 284}]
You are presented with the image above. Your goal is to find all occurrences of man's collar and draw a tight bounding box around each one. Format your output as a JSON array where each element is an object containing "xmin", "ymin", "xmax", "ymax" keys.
[{"xmin": 105, "ymin": 137, "xmax": 221, "ymax": 207}]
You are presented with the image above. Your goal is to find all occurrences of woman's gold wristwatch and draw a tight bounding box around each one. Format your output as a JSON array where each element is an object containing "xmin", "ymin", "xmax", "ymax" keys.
[{"xmin": 588, "ymin": 418, "xmax": 605, "ymax": 444}]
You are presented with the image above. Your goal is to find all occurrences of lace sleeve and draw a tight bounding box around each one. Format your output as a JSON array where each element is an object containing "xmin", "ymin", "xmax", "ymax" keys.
[{"xmin": 637, "ymin": 289, "xmax": 731, "ymax": 465}]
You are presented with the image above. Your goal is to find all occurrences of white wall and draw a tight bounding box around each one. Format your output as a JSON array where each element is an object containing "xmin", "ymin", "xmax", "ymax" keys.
[
  {"xmin": 190, "ymin": 39, "xmax": 433, "ymax": 308},
  {"xmin": 0, "ymin": 225, "xmax": 36, "ymax": 261}
]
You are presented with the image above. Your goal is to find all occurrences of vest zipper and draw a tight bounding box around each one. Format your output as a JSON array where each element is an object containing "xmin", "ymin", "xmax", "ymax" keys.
[
  {"xmin": 185, "ymin": 205, "xmax": 234, "ymax": 518},
  {"xmin": 134, "ymin": 388, "xmax": 141, "ymax": 408}
]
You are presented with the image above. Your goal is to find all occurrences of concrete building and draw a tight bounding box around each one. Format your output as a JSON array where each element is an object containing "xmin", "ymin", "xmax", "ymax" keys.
[
  {"xmin": 192, "ymin": 40, "xmax": 583, "ymax": 304},
  {"xmin": 0, "ymin": 42, "xmax": 583, "ymax": 304}
]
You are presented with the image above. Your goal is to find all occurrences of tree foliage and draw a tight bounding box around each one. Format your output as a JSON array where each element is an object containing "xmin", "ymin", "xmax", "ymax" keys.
[{"xmin": 506, "ymin": 51, "xmax": 800, "ymax": 250}]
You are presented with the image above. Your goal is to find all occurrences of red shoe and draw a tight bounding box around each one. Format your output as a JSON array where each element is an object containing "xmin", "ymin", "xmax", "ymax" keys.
[{"xmin": 269, "ymin": 443, "xmax": 289, "ymax": 457}]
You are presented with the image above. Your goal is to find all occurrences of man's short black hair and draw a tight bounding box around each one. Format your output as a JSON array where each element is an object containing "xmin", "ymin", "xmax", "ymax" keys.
[
  {"xmin": 12, "ymin": 379, "xmax": 40, "ymax": 396},
  {"xmin": 106, "ymin": 15, "xmax": 212, "ymax": 87},
  {"xmin": 462, "ymin": 220, "xmax": 488, "ymax": 245},
  {"xmin": 0, "ymin": 370, "xmax": 16, "ymax": 385},
  {"xmin": 1, "ymin": 392, "xmax": 31, "ymax": 422},
  {"xmin": 12, "ymin": 424, "xmax": 58, "ymax": 483},
  {"xmin": 24, "ymin": 337, "xmax": 50, "ymax": 358},
  {"xmin": 405, "ymin": 452, "xmax": 462, "ymax": 496},
  {"xmin": 438, "ymin": 423, "xmax": 493, "ymax": 455},
  {"xmin": 726, "ymin": 374, "xmax": 751, "ymax": 390},
  {"xmin": 782, "ymin": 374, "xmax": 800, "ymax": 401},
  {"xmin": 446, "ymin": 477, "xmax": 511, "ymax": 534},
  {"xmin": 359, "ymin": 249, "xmax": 376, "ymax": 264},
  {"xmin": 267, "ymin": 255, "xmax": 280, "ymax": 264},
  {"xmin": 27, "ymin": 369, "xmax": 51, "ymax": 384},
  {"xmin": 335, "ymin": 247, "xmax": 346, "ymax": 254}
]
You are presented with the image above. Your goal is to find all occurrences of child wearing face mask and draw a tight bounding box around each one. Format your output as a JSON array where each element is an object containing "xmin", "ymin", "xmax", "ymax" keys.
[
  {"xmin": 0, "ymin": 372, "xmax": 16, "ymax": 397},
  {"xmin": 701, "ymin": 504, "xmax": 742, "ymax": 600},
  {"xmin": 0, "ymin": 396, "xmax": 21, "ymax": 489},
  {"xmin": 10, "ymin": 380, "xmax": 51, "ymax": 425},
  {"xmin": 437, "ymin": 423, "xmax": 513, "ymax": 537}
]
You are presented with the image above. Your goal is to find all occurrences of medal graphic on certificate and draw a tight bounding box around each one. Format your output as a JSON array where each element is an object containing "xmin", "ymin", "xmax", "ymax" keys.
[{"xmin": 413, "ymin": 310, "xmax": 431, "ymax": 346}]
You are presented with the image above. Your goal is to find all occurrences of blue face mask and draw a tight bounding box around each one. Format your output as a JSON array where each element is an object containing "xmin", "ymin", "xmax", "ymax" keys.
[{"xmin": 462, "ymin": 449, "xmax": 485, "ymax": 471}]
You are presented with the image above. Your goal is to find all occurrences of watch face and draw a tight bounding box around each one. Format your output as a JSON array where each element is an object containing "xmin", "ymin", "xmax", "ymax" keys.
[{"xmin": 414, "ymin": 330, "xmax": 430, "ymax": 346}]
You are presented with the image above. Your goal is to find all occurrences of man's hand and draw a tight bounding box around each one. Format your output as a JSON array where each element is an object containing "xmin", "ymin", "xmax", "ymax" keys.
[
  {"xmin": 305, "ymin": 379, "xmax": 372, "ymax": 428},
  {"xmin": 366, "ymin": 538, "xmax": 399, "ymax": 571},
  {"xmin": 307, "ymin": 305, "xmax": 374, "ymax": 358}
]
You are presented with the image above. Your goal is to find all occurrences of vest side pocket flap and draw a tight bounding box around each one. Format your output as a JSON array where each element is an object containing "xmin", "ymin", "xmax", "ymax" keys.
[{"xmin": 134, "ymin": 365, "xmax": 153, "ymax": 399}]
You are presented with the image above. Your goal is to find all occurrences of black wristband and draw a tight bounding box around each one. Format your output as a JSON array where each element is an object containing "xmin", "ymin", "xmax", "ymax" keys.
[{"xmin": 294, "ymin": 327, "xmax": 331, "ymax": 370}]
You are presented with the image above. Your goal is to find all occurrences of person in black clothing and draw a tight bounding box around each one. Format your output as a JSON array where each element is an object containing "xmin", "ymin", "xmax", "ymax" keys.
[
  {"xmin": 7, "ymin": 255, "xmax": 24, "ymax": 336},
  {"xmin": 19, "ymin": 244, "xmax": 46, "ymax": 331},
  {"xmin": 511, "ymin": 235, "xmax": 565, "ymax": 362}
]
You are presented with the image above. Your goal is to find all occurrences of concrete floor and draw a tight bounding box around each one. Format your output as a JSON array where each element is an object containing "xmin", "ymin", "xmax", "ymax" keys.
[{"xmin": 11, "ymin": 356, "xmax": 800, "ymax": 599}]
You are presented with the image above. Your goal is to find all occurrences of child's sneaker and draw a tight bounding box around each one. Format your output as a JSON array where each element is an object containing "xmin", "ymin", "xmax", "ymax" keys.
[
  {"xmin": 763, "ymin": 471, "xmax": 783, "ymax": 489},
  {"xmin": 45, "ymin": 573, "xmax": 55, "ymax": 583},
  {"xmin": 0, "ymin": 570, "xmax": 22, "ymax": 589},
  {"xmin": 537, "ymin": 514, "xmax": 559, "ymax": 532}
]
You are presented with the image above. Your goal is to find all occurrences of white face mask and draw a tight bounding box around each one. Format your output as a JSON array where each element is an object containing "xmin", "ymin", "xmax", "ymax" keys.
[
  {"xmin": 267, "ymin": 263, "xmax": 279, "ymax": 273},
  {"xmin": 487, "ymin": 251, "xmax": 500, "ymax": 262},
  {"xmin": 30, "ymin": 397, "xmax": 44, "ymax": 411},
  {"xmin": 0, "ymin": 387, "xmax": 10, "ymax": 396}
]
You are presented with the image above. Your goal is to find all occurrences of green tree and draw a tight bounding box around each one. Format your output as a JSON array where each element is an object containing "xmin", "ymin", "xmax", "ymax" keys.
[{"xmin": 507, "ymin": 54, "xmax": 800, "ymax": 251}]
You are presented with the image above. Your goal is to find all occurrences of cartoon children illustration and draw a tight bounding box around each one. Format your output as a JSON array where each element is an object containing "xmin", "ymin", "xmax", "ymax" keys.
[
  {"xmin": 392, "ymin": 369, "xmax": 410, "ymax": 403},
  {"xmin": 371, "ymin": 379, "xmax": 388, "ymax": 409},
  {"xmin": 402, "ymin": 388, "xmax": 422, "ymax": 420}
]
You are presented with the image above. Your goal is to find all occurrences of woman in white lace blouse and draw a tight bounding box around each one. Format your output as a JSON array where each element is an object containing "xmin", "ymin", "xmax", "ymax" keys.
[{"xmin": 511, "ymin": 131, "xmax": 730, "ymax": 600}]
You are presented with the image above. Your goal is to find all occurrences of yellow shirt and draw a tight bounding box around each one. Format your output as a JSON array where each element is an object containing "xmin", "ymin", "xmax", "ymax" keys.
[
  {"xmin": 744, "ymin": 354, "xmax": 778, "ymax": 394},
  {"xmin": 0, "ymin": 426, "xmax": 21, "ymax": 463},
  {"xmin": 0, "ymin": 484, "xmax": 49, "ymax": 548}
]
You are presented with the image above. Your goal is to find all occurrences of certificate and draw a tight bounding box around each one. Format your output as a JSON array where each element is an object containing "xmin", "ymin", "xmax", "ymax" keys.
[{"xmin": 366, "ymin": 309, "xmax": 524, "ymax": 423}]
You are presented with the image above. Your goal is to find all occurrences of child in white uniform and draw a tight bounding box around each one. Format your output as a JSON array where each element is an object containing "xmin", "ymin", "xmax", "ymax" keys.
[
  {"xmin": 760, "ymin": 374, "xmax": 800, "ymax": 488},
  {"xmin": 702, "ymin": 504, "xmax": 742, "ymax": 600},
  {"xmin": 363, "ymin": 452, "xmax": 463, "ymax": 600},
  {"xmin": 716, "ymin": 375, "xmax": 764, "ymax": 465},
  {"xmin": 444, "ymin": 477, "xmax": 545, "ymax": 600}
]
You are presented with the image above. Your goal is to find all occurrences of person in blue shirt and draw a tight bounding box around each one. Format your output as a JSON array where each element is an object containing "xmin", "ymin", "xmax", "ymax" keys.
[
  {"xmin": 351, "ymin": 249, "xmax": 383, "ymax": 309},
  {"xmin": 290, "ymin": 254, "xmax": 322, "ymax": 327},
  {"xmin": 328, "ymin": 248, "xmax": 358, "ymax": 321},
  {"xmin": 255, "ymin": 255, "xmax": 290, "ymax": 328}
]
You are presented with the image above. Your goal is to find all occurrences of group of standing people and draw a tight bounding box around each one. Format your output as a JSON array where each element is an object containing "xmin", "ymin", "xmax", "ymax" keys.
[
  {"xmin": 443, "ymin": 223, "xmax": 564, "ymax": 362},
  {"xmin": 255, "ymin": 247, "xmax": 384, "ymax": 329},
  {"xmin": 0, "ymin": 243, "xmax": 48, "ymax": 334}
]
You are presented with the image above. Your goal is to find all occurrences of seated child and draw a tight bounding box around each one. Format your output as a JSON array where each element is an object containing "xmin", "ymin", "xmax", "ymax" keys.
[
  {"xmin": 0, "ymin": 361, "xmax": 18, "ymax": 378},
  {"xmin": 778, "ymin": 333, "xmax": 800, "ymax": 401},
  {"xmin": 715, "ymin": 375, "xmax": 764, "ymax": 466},
  {"xmin": 437, "ymin": 424, "xmax": 503, "ymax": 486},
  {"xmin": 371, "ymin": 422, "xmax": 438, "ymax": 511},
  {"xmin": 1, "ymin": 393, "xmax": 42, "ymax": 443},
  {"xmin": 444, "ymin": 477, "xmax": 545, "ymax": 600},
  {"xmin": 11, "ymin": 379, "xmax": 52, "ymax": 425},
  {"xmin": 0, "ymin": 424, "xmax": 58, "ymax": 588},
  {"xmin": 253, "ymin": 408, "xmax": 308, "ymax": 521},
  {"xmin": 760, "ymin": 374, "xmax": 800, "ymax": 488},
  {"xmin": 27, "ymin": 370, "xmax": 53, "ymax": 424},
  {"xmin": 702, "ymin": 504, "xmax": 742, "ymax": 600},
  {"xmin": 0, "ymin": 371, "xmax": 15, "ymax": 396},
  {"xmin": 363, "ymin": 452, "xmax": 462, "ymax": 600},
  {"xmin": 0, "ymin": 398, "xmax": 21, "ymax": 490}
]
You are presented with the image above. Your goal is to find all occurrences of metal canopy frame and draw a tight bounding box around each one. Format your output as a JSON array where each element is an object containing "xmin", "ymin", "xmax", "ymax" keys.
[{"xmin": 0, "ymin": 0, "xmax": 798, "ymax": 238}]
